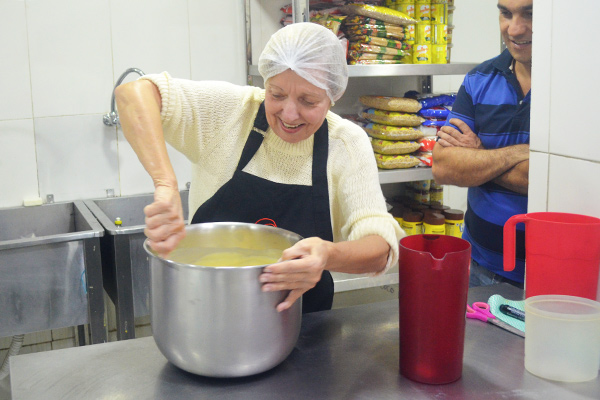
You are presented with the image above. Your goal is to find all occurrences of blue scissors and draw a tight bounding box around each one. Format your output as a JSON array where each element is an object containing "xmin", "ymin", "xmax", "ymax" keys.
[{"xmin": 466, "ymin": 302, "xmax": 525, "ymax": 338}]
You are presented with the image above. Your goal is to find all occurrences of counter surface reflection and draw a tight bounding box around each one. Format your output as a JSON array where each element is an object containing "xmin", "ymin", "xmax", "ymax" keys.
[{"xmin": 10, "ymin": 284, "xmax": 600, "ymax": 399}]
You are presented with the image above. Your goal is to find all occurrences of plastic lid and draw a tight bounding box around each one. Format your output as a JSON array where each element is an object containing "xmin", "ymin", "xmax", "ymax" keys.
[
  {"xmin": 424, "ymin": 212, "xmax": 445, "ymax": 226},
  {"xmin": 403, "ymin": 211, "xmax": 424, "ymax": 223},
  {"xmin": 443, "ymin": 209, "xmax": 464, "ymax": 220},
  {"xmin": 431, "ymin": 204, "xmax": 450, "ymax": 211},
  {"xmin": 412, "ymin": 204, "xmax": 430, "ymax": 212}
]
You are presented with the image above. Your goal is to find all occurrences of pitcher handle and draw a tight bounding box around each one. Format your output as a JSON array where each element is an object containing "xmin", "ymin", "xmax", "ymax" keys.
[{"xmin": 503, "ymin": 214, "xmax": 528, "ymax": 272}]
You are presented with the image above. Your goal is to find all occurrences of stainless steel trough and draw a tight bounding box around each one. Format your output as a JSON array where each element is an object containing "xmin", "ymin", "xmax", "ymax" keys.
[
  {"xmin": 0, "ymin": 201, "xmax": 106, "ymax": 344},
  {"xmin": 84, "ymin": 191, "xmax": 188, "ymax": 340}
]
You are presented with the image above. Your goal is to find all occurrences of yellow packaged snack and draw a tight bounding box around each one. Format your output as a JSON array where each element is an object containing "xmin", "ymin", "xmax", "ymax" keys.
[
  {"xmin": 359, "ymin": 95, "xmax": 422, "ymax": 113},
  {"xmin": 350, "ymin": 42, "xmax": 406, "ymax": 56},
  {"xmin": 348, "ymin": 51, "xmax": 404, "ymax": 61},
  {"xmin": 375, "ymin": 154, "xmax": 422, "ymax": 169},
  {"xmin": 340, "ymin": 3, "xmax": 418, "ymax": 26},
  {"xmin": 350, "ymin": 35, "xmax": 411, "ymax": 50},
  {"xmin": 371, "ymin": 138, "xmax": 421, "ymax": 155},
  {"xmin": 432, "ymin": 44, "xmax": 447, "ymax": 64},
  {"xmin": 413, "ymin": 43, "xmax": 432, "ymax": 64},
  {"xmin": 362, "ymin": 108, "xmax": 425, "ymax": 127},
  {"xmin": 349, "ymin": 59, "xmax": 405, "ymax": 65},
  {"xmin": 364, "ymin": 124, "xmax": 424, "ymax": 141}
]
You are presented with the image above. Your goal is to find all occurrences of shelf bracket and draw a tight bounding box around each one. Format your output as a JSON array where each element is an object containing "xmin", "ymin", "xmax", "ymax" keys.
[{"xmin": 420, "ymin": 75, "xmax": 433, "ymax": 94}]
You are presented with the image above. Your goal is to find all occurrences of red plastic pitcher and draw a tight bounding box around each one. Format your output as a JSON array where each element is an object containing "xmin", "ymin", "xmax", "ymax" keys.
[
  {"xmin": 399, "ymin": 234, "xmax": 471, "ymax": 384},
  {"xmin": 504, "ymin": 212, "xmax": 600, "ymax": 300}
]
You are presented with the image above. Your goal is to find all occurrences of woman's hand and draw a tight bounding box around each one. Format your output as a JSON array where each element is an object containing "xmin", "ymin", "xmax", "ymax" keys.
[
  {"xmin": 259, "ymin": 237, "xmax": 331, "ymax": 312},
  {"xmin": 144, "ymin": 185, "xmax": 186, "ymax": 257}
]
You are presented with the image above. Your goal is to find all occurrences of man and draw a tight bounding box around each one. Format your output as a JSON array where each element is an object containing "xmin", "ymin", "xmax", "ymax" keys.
[{"xmin": 432, "ymin": 0, "xmax": 533, "ymax": 287}]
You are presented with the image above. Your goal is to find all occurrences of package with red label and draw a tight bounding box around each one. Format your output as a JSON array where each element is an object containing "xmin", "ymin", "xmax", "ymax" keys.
[
  {"xmin": 415, "ymin": 151, "xmax": 433, "ymax": 167},
  {"xmin": 418, "ymin": 137, "xmax": 436, "ymax": 152}
]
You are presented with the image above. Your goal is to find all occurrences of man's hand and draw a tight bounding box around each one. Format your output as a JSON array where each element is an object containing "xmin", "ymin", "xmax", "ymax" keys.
[{"xmin": 436, "ymin": 118, "xmax": 483, "ymax": 149}]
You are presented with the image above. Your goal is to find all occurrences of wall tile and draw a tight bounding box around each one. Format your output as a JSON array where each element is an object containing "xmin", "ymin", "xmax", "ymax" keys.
[
  {"xmin": 0, "ymin": 120, "xmax": 39, "ymax": 208},
  {"xmin": 116, "ymin": 130, "xmax": 155, "ymax": 196},
  {"xmin": 51, "ymin": 338, "xmax": 75, "ymax": 350},
  {"xmin": 116, "ymin": 130, "xmax": 191, "ymax": 196},
  {"xmin": 547, "ymin": 3, "xmax": 599, "ymax": 162},
  {"xmin": 26, "ymin": 0, "xmax": 113, "ymax": 118},
  {"xmin": 35, "ymin": 115, "xmax": 120, "ymax": 202},
  {"xmin": 134, "ymin": 324, "xmax": 152, "ymax": 338},
  {"xmin": 110, "ymin": 0, "xmax": 190, "ymax": 80},
  {"xmin": 23, "ymin": 331, "xmax": 52, "ymax": 346},
  {"xmin": 0, "ymin": 336, "xmax": 12, "ymax": 350},
  {"xmin": 547, "ymin": 155, "xmax": 600, "ymax": 218},
  {"xmin": 189, "ymin": 1, "xmax": 246, "ymax": 84},
  {"xmin": 18, "ymin": 342, "xmax": 52, "ymax": 355},
  {"xmin": 51, "ymin": 327, "xmax": 75, "ymax": 341},
  {"xmin": 529, "ymin": 3, "xmax": 551, "ymax": 153},
  {"xmin": 528, "ymin": 151, "xmax": 549, "ymax": 213},
  {"xmin": 0, "ymin": 2, "xmax": 32, "ymax": 121}
]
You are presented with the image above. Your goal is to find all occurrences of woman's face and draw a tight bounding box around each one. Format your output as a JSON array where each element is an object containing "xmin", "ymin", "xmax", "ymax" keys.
[{"xmin": 264, "ymin": 69, "xmax": 331, "ymax": 144}]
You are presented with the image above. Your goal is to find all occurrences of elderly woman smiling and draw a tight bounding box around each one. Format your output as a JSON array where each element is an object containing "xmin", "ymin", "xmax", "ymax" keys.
[{"xmin": 115, "ymin": 23, "xmax": 404, "ymax": 314}]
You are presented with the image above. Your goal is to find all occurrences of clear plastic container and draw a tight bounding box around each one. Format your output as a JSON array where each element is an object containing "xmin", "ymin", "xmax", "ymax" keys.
[{"xmin": 525, "ymin": 295, "xmax": 600, "ymax": 382}]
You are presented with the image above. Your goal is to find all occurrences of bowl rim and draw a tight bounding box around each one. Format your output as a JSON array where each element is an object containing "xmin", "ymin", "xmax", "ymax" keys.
[{"xmin": 143, "ymin": 221, "xmax": 303, "ymax": 270}]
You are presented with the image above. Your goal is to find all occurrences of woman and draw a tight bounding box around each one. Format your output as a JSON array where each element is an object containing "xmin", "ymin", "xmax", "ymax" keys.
[{"xmin": 116, "ymin": 23, "xmax": 404, "ymax": 314}]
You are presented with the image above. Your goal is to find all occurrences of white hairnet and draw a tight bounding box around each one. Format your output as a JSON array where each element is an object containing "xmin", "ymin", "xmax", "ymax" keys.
[{"xmin": 258, "ymin": 22, "xmax": 349, "ymax": 103}]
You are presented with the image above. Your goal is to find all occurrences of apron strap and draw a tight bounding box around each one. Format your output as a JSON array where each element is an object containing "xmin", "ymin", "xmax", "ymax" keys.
[
  {"xmin": 236, "ymin": 102, "xmax": 267, "ymax": 171},
  {"xmin": 311, "ymin": 120, "xmax": 333, "ymax": 241}
]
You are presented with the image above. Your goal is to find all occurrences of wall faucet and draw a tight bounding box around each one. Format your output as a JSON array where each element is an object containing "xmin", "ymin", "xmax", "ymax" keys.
[{"xmin": 103, "ymin": 67, "xmax": 146, "ymax": 127}]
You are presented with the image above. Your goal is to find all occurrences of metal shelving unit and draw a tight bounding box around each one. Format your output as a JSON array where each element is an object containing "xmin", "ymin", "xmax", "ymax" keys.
[
  {"xmin": 248, "ymin": 63, "xmax": 477, "ymax": 79},
  {"xmin": 244, "ymin": 1, "xmax": 477, "ymax": 185}
]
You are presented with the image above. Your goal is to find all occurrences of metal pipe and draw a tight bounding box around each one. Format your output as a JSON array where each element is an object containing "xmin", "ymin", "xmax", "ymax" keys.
[
  {"xmin": 103, "ymin": 67, "xmax": 145, "ymax": 127},
  {"xmin": 244, "ymin": 0, "xmax": 253, "ymax": 85}
]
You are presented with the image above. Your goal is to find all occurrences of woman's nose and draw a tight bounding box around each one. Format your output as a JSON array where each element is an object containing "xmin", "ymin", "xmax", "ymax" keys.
[{"xmin": 281, "ymin": 100, "xmax": 300, "ymax": 121}]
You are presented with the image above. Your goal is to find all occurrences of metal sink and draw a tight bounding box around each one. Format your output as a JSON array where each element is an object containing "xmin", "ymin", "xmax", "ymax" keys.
[
  {"xmin": 84, "ymin": 191, "xmax": 189, "ymax": 340},
  {"xmin": 0, "ymin": 201, "xmax": 106, "ymax": 344}
]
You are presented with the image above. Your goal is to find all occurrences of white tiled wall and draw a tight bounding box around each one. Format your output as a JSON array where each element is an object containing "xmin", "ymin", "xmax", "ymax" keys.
[
  {"xmin": 530, "ymin": 0, "xmax": 600, "ymax": 218},
  {"xmin": 0, "ymin": 0, "xmax": 246, "ymax": 209}
]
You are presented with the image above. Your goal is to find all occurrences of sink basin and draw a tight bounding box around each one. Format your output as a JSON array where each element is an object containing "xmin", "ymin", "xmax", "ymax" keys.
[
  {"xmin": 84, "ymin": 191, "xmax": 189, "ymax": 340},
  {"xmin": 0, "ymin": 201, "xmax": 106, "ymax": 343}
]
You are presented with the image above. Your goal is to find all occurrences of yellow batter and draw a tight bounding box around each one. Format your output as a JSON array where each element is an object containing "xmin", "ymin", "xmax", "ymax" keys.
[
  {"xmin": 192, "ymin": 251, "xmax": 279, "ymax": 267},
  {"xmin": 169, "ymin": 247, "xmax": 282, "ymax": 267}
]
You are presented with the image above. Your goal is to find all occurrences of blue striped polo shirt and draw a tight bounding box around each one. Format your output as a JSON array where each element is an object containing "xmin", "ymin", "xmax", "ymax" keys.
[{"xmin": 446, "ymin": 49, "xmax": 530, "ymax": 283}]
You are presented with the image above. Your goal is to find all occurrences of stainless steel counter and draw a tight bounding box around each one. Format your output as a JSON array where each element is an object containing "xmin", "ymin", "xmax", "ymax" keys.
[{"xmin": 10, "ymin": 284, "xmax": 599, "ymax": 399}]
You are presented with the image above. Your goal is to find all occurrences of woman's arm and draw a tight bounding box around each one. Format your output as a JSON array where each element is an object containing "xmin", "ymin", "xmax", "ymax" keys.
[
  {"xmin": 260, "ymin": 235, "xmax": 390, "ymax": 312},
  {"xmin": 115, "ymin": 80, "xmax": 186, "ymax": 256}
]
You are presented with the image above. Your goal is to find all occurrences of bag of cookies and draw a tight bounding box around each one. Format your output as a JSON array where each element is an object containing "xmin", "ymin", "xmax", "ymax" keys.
[
  {"xmin": 361, "ymin": 108, "xmax": 425, "ymax": 127},
  {"xmin": 345, "ymin": 24, "xmax": 405, "ymax": 40},
  {"xmin": 371, "ymin": 138, "xmax": 421, "ymax": 155},
  {"xmin": 360, "ymin": 95, "xmax": 422, "ymax": 113},
  {"xmin": 375, "ymin": 153, "xmax": 422, "ymax": 169},
  {"xmin": 340, "ymin": 4, "xmax": 418, "ymax": 26},
  {"xmin": 364, "ymin": 123, "xmax": 424, "ymax": 141}
]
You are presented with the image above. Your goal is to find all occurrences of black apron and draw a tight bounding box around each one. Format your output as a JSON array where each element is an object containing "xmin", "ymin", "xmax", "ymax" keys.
[{"xmin": 191, "ymin": 102, "xmax": 334, "ymax": 313}]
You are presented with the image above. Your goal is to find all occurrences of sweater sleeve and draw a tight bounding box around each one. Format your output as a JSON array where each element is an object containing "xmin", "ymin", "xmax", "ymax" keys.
[
  {"xmin": 139, "ymin": 72, "xmax": 264, "ymax": 164},
  {"xmin": 327, "ymin": 114, "xmax": 405, "ymax": 274}
]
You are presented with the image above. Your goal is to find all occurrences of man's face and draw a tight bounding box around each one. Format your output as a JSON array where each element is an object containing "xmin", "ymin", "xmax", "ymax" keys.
[{"xmin": 498, "ymin": 0, "xmax": 533, "ymax": 66}]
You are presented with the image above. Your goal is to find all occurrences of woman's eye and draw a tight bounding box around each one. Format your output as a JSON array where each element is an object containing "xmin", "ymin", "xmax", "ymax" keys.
[{"xmin": 272, "ymin": 94, "xmax": 284, "ymax": 99}]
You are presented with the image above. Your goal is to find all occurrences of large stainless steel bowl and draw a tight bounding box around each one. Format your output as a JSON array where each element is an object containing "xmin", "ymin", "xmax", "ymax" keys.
[{"xmin": 144, "ymin": 222, "xmax": 303, "ymax": 377}]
